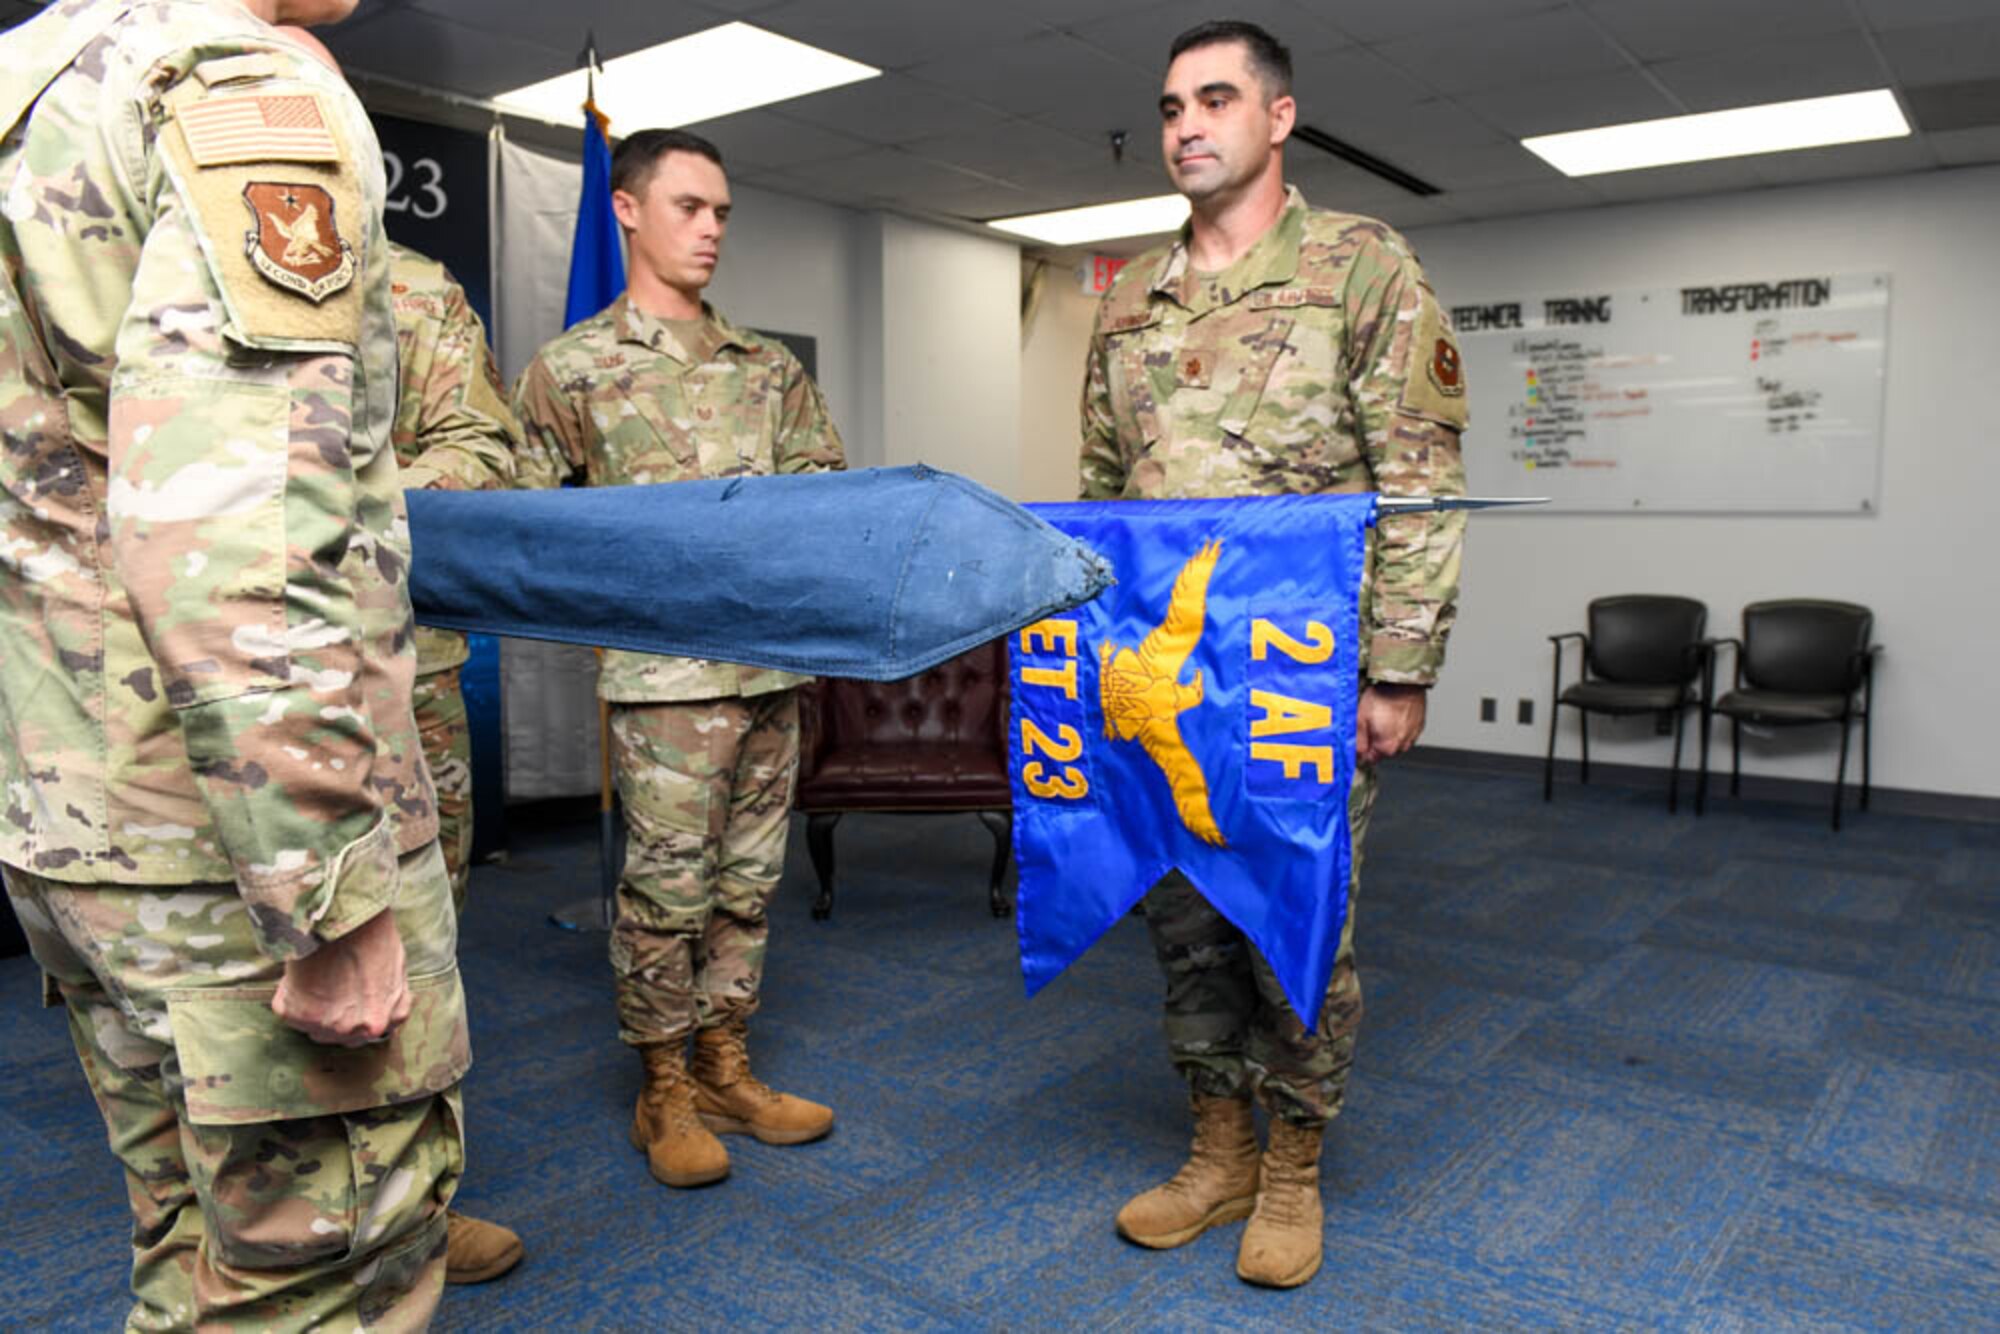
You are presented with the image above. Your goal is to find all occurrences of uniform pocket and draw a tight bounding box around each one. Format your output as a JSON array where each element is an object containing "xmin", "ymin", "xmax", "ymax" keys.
[
  {"xmin": 167, "ymin": 969, "xmax": 468, "ymax": 1270},
  {"xmin": 165, "ymin": 965, "xmax": 470, "ymax": 1126}
]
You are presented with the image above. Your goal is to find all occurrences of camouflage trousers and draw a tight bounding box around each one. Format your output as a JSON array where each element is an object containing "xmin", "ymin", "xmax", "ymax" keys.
[
  {"xmin": 412, "ymin": 667, "xmax": 473, "ymax": 912},
  {"xmin": 608, "ymin": 692, "xmax": 799, "ymax": 1047},
  {"xmin": 3, "ymin": 843, "xmax": 467, "ymax": 1332},
  {"xmin": 1143, "ymin": 763, "xmax": 1380, "ymax": 1128}
]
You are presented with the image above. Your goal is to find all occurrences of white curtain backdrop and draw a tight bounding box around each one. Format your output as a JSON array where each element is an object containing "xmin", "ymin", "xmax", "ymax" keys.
[{"xmin": 492, "ymin": 131, "xmax": 605, "ymax": 801}]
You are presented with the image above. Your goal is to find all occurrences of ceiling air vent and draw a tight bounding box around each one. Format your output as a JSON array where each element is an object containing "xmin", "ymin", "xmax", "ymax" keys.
[{"xmin": 1292, "ymin": 124, "xmax": 1441, "ymax": 196}]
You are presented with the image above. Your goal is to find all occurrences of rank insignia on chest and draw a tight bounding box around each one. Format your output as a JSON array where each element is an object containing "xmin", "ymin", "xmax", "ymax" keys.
[
  {"xmin": 1008, "ymin": 494, "xmax": 1378, "ymax": 1026},
  {"xmin": 1179, "ymin": 353, "xmax": 1212, "ymax": 388},
  {"xmin": 241, "ymin": 182, "xmax": 354, "ymax": 302}
]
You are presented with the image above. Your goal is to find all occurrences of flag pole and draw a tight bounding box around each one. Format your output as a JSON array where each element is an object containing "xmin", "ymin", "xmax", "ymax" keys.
[
  {"xmin": 1375, "ymin": 495, "xmax": 1549, "ymax": 514},
  {"xmin": 549, "ymin": 30, "xmax": 627, "ymax": 933}
]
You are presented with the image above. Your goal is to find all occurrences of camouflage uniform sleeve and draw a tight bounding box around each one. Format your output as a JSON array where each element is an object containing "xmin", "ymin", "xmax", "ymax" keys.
[
  {"xmin": 110, "ymin": 54, "xmax": 398, "ymax": 958},
  {"xmin": 1078, "ymin": 324, "xmax": 1126, "ymax": 499},
  {"xmin": 398, "ymin": 270, "xmax": 521, "ymax": 493},
  {"xmin": 770, "ymin": 348, "xmax": 845, "ymax": 474},
  {"xmin": 1344, "ymin": 233, "xmax": 1469, "ymax": 686},
  {"xmin": 509, "ymin": 352, "xmax": 585, "ymax": 489}
]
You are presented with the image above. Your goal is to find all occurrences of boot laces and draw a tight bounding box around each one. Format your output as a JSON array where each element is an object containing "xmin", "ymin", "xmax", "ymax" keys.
[
  {"xmin": 642, "ymin": 1054, "xmax": 703, "ymax": 1132},
  {"xmin": 704, "ymin": 1028, "xmax": 781, "ymax": 1107}
]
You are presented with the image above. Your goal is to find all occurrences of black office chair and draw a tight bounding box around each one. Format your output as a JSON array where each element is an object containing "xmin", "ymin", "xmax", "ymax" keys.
[
  {"xmin": 1546, "ymin": 595, "xmax": 1709, "ymax": 812},
  {"xmin": 1700, "ymin": 599, "xmax": 1877, "ymax": 830}
]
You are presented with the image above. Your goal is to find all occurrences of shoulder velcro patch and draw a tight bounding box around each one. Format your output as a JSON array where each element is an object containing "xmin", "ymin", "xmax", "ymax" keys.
[
  {"xmin": 1397, "ymin": 286, "xmax": 1470, "ymax": 431},
  {"xmin": 160, "ymin": 84, "xmax": 366, "ymax": 346},
  {"xmin": 177, "ymin": 91, "xmax": 340, "ymax": 167}
]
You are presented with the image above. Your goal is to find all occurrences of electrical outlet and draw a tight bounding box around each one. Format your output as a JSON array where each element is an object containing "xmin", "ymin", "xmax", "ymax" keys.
[
  {"xmin": 1517, "ymin": 698, "xmax": 1534, "ymax": 725},
  {"xmin": 1479, "ymin": 697, "xmax": 1497, "ymax": 722}
]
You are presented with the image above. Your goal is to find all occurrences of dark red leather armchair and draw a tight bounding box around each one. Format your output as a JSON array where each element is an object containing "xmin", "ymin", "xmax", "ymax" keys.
[{"xmin": 793, "ymin": 639, "xmax": 1012, "ymax": 920}]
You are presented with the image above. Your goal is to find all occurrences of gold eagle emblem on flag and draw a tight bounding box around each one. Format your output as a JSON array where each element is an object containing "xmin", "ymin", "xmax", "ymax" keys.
[{"xmin": 1098, "ymin": 540, "xmax": 1227, "ymax": 847}]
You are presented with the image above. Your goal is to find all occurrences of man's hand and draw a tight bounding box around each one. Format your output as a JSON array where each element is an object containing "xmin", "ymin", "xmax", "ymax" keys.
[
  {"xmin": 1356, "ymin": 683, "xmax": 1429, "ymax": 767},
  {"xmin": 270, "ymin": 908, "xmax": 413, "ymax": 1047}
]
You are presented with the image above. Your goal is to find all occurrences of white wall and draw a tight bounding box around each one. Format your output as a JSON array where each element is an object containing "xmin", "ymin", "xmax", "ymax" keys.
[
  {"xmin": 1014, "ymin": 165, "xmax": 2000, "ymax": 800},
  {"xmin": 1405, "ymin": 165, "xmax": 2000, "ymax": 799},
  {"xmin": 1019, "ymin": 267, "xmax": 1100, "ymax": 502},
  {"xmin": 868, "ymin": 215, "xmax": 1022, "ymax": 496},
  {"xmin": 703, "ymin": 182, "xmax": 870, "ymax": 456}
]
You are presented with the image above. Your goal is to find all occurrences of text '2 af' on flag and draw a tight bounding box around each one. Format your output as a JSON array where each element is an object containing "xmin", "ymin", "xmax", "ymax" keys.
[{"xmin": 1011, "ymin": 493, "xmax": 1377, "ymax": 1026}]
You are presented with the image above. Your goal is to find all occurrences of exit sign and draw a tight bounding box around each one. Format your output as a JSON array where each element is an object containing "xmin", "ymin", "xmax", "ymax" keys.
[{"xmin": 1080, "ymin": 255, "xmax": 1129, "ymax": 295}]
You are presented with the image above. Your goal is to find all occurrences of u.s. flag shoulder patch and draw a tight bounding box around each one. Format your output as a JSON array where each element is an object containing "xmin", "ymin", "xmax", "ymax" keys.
[{"xmin": 176, "ymin": 92, "xmax": 341, "ymax": 167}]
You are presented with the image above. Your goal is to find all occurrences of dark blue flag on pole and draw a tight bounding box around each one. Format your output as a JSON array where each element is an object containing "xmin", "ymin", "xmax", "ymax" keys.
[
  {"xmin": 564, "ymin": 85, "xmax": 625, "ymax": 328},
  {"xmin": 1011, "ymin": 494, "xmax": 1378, "ymax": 1024}
]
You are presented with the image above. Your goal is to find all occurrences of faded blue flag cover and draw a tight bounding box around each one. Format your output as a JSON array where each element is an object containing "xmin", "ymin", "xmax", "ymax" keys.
[
  {"xmin": 408, "ymin": 466, "xmax": 1112, "ymax": 681},
  {"xmin": 564, "ymin": 96, "xmax": 625, "ymax": 327},
  {"xmin": 1012, "ymin": 493, "xmax": 1378, "ymax": 1024}
]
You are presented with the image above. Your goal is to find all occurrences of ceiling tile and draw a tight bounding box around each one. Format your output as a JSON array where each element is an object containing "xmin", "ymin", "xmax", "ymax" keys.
[
  {"xmin": 776, "ymin": 75, "xmax": 1013, "ymax": 146},
  {"xmin": 1579, "ymin": 156, "xmax": 1769, "ymax": 203},
  {"xmin": 755, "ymin": 0, "xmax": 1051, "ymax": 70},
  {"xmin": 1425, "ymin": 177, "xmax": 1603, "ymax": 218},
  {"xmin": 691, "ymin": 108, "xmax": 874, "ymax": 172},
  {"xmin": 1062, "ymin": 0, "xmax": 1354, "ymax": 75},
  {"xmin": 764, "ymin": 146, "xmax": 1007, "ymax": 198},
  {"xmin": 1316, "ymin": 96, "xmax": 1509, "ymax": 154},
  {"xmin": 1580, "ymin": 0, "xmax": 1858, "ymax": 61},
  {"xmin": 908, "ymin": 32, "xmax": 1147, "ymax": 120},
  {"xmin": 1326, "ymin": 0, "xmax": 1563, "ymax": 46},
  {"xmin": 1290, "ymin": 44, "xmax": 1436, "ymax": 120},
  {"xmin": 1285, "ymin": 156, "xmax": 1423, "ymax": 212},
  {"xmin": 403, "ymin": 0, "xmax": 717, "ymax": 65},
  {"xmin": 999, "ymin": 159, "xmax": 1178, "ymax": 214},
  {"xmin": 1459, "ymin": 69, "xmax": 1679, "ymax": 137},
  {"xmin": 1853, "ymin": 0, "xmax": 2000, "ymax": 32},
  {"xmin": 1875, "ymin": 19, "xmax": 2000, "ymax": 87},
  {"xmin": 1650, "ymin": 32, "xmax": 1889, "ymax": 112},
  {"xmin": 1372, "ymin": 8, "xmax": 1630, "ymax": 95},
  {"xmin": 1367, "ymin": 195, "xmax": 1466, "ymax": 231},
  {"xmin": 1390, "ymin": 139, "xmax": 1562, "ymax": 191},
  {"xmin": 1748, "ymin": 136, "xmax": 1935, "ymax": 186},
  {"xmin": 904, "ymin": 121, "xmax": 1109, "ymax": 183},
  {"xmin": 1926, "ymin": 124, "xmax": 2000, "ymax": 164},
  {"xmin": 323, "ymin": 10, "xmax": 570, "ymax": 98}
]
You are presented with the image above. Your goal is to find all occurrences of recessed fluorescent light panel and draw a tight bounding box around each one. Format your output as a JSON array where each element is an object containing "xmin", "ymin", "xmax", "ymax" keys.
[
  {"xmin": 989, "ymin": 195, "xmax": 1192, "ymax": 246},
  {"xmin": 494, "ymin": 22, "xmax": 878, "ymax": 130},
  {"xmin": 1523, "ymin": 90, "xmax": 1910, "ymax": 176}
]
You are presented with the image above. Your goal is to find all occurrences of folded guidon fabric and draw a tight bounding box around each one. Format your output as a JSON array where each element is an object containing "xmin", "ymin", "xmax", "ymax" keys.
[{"xmin": 405, "ymin": 465, "xmax": 1114, "ymax": 682}]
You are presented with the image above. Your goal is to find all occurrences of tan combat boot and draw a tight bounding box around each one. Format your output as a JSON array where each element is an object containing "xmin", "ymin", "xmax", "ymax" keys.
[
  {"xmin": 689, "ymin": 1019, "xmax": 834, "ymax": 1145},
  {"xmin": 1236, "ymin": 1117, "xmax": 1326, "ymax": 1288},
  {"xmin": 629, "ymin": 1042, "xmax": 731, "ymax": 1187},
  {"xmin": 1115, "ymin": 1094, "xmax": 1260, "ymax": 1248},
  {"xmin": 444, "ymin": 1210, "xmax": 524, "ymax": 1284}
]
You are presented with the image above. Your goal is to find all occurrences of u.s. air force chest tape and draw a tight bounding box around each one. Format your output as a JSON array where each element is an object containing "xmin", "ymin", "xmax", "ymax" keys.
[{"xmin": 158, "ymin": 62, "xmax": 365, "ymax": 348}]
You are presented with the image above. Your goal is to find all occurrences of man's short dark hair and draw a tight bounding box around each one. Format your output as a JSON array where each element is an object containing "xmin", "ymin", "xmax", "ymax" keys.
[
  {"xmin": 1168, "ymin": 19, "xmax": 1292, "ymax": 100},
  {"xmin": 610, "ymin": 128, "xmax": 725, "ymax": 196}
]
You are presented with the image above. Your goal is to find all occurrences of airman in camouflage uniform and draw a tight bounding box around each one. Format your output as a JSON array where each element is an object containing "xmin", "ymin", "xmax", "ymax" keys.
[
  {"xmin": 389, "ymin": 239, "xmax": 521, "ymax": 910},
  {"xmin": 385, "ymin": 242, "xmax": 528, "ymax": 1284},
  {"xmin": 1082, "ymin": 22, "xmax": 1466, "ymax": 1289},
  {"xmin": 512, "ymin": 128, "xmax": 842, "ymax": 1189},
  {"xmin": 0, "ymin": 0, "xmax": 467, "ymax": 1326}
]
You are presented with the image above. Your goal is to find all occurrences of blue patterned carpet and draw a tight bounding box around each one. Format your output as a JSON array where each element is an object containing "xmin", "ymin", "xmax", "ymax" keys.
[{"xmin": 3, "ymin": 763, "xmax": 1997, "ymax": 1330}]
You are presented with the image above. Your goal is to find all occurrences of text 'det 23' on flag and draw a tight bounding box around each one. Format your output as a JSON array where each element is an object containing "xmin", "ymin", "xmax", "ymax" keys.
[{"xmin": 1011, "ymin": 493, "xmax": 1377, "ymax": 1026}]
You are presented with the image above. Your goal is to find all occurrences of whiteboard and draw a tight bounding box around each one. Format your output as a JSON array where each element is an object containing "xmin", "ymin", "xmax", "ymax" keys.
[{"xmin": 1454, "ymin": 273, "xmax": 1889, "ymax": 513}]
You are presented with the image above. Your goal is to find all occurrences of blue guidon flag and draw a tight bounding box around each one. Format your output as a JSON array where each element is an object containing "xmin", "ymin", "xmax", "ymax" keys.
[{"xmin": 1011, "ymin": 493, "xmax": 1377, "ymax": 1025}]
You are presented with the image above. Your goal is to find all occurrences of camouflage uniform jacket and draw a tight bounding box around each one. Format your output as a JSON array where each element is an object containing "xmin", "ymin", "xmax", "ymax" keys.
[
  {"xmin": 0, "ymin": 0, "xmax": 435, "ymax": 959},
  {"xmin": 388, "ymin": 240, "xmax": 522, "ymax": 677},
  {"xmin": 512, "ymin": 293, "xmax": 846, "ymax": 703},
  {"xmin": 1080, "ymin": 186, "xmax": 1469, "ymax": 685}
]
